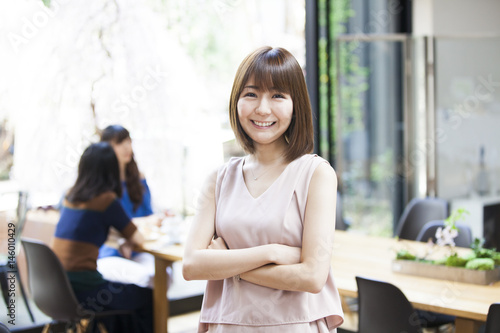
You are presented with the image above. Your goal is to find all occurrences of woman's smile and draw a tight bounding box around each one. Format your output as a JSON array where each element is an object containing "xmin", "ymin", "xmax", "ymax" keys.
[{"xmin": 251, "ymin": 120, "xmax": 276, "ymax": 128}]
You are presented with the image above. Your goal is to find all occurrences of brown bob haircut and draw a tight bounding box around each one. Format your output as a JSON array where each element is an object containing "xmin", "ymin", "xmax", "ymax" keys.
[{"xmin": 229, "ymin": 46, "xmax": 314, "ymax": 162}]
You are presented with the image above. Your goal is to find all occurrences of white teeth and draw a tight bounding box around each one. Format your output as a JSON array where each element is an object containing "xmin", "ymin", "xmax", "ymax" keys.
[{"xmin": 253, "ymin": 121, "xmax": 274, "ymax": 127}]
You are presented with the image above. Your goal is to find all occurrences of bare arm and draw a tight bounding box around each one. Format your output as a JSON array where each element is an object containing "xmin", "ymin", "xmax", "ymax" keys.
[
  {"xmin": 118, "ymin": 228, "xmax": 146, "ymax": 259},
  {"xmin": 239, "ymin": 163, "xmax": 338, "ymax": 293},
  {"xmin": 182, "ymin": 169, "xmax": 300, "ymax": 281},
  {"xmin": 129, "ymin": 229, "xmax": 145, "ymax": 247},
  {"xmin": 105, "ymin": 221, "xmax": 147, "ymax": 259}
]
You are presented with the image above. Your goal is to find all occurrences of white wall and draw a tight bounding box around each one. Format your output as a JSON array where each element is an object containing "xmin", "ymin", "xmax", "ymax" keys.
[
  {"xmin": 433, "ymin": 0, "xmax": 500, "ymax": 35},
  {"xmin": 414, "ymin": 0, "xmax": 500, "ymax": 36}
]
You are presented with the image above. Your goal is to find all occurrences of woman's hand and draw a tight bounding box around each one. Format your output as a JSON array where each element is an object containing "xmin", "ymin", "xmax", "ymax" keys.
[
  {"xmin": 208, "ymin": 237, "xmax": 228, "ymax": 250},
  {"xmin": 271, "ymin": 244, "xmax": 301, "ymax": 265},
  {"xmin": 118, "ymin": 239, "xmax": 134, "ymax": 259}
]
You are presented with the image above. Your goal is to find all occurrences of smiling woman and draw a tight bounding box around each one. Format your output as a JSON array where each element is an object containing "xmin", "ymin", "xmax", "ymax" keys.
[{"xmin": 183, "ymin": 47, "xmax": 344, "ymax": 332}]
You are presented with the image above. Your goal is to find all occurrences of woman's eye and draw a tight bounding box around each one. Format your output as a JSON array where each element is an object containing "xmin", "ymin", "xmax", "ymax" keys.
[
  {"xmin": 273, "ymin": 93, "xmax": 285, "ymax": 99},
  {"xmin": 244, "ymin": 92, "xmax": 257, "ymax": 97}
]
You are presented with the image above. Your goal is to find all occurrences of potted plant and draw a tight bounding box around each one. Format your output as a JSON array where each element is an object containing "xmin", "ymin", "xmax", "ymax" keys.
[{"xmin": 392, "ymin": 208, "xmax": 500, "ymax": 285}]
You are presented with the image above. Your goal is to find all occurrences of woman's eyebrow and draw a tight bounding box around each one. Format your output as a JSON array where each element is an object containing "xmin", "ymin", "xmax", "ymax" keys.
[{"xmin": 243, "ymin": 85, "xmax": 259, "ymax": 89}]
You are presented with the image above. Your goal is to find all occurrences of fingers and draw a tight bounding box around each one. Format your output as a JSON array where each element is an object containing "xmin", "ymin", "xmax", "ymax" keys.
[{"xmin": 208, "ymin": 237, "xmax": 228, "ymax": 250}]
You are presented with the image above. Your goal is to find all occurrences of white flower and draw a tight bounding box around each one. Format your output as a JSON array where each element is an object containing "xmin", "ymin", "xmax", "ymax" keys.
[{"xmin": 435, "ymin": 226, "xmax": 458, "ymax": 247}]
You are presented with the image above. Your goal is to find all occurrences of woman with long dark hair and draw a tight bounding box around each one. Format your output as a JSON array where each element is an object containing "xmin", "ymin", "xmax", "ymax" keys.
[
  {"xmin": 100, "ymin": 125, "xmax": 153, "ymax": 218},
  {"xmin": 52, "ymin": 142, "xmax": 153, "ymax": 332},
  {"xmin": 97, "ymin": 125, "xmax": 162, "ymax": 289}
]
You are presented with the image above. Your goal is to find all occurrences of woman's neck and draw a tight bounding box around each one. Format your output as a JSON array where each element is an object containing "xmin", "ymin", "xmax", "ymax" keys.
[{"xmin": 251, "ymin": 138, "xmax": 287, "ymax": 165}]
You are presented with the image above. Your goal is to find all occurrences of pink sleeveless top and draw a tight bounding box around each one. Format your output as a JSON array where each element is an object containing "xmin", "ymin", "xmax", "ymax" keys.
[{"xmin": 199, "ymin": 154, "xmax": 344, "ymax": 332}]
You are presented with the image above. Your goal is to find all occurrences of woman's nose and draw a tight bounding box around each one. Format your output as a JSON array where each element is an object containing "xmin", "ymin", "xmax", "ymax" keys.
[{"xmin": 255, "ymin": 98, "xmax": 271, "ymax": 115}]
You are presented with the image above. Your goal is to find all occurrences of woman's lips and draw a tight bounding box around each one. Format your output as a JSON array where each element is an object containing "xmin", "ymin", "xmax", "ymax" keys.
[{"xmin": 252, "ymin": 120, "xmax": 276, "ymax": 128}]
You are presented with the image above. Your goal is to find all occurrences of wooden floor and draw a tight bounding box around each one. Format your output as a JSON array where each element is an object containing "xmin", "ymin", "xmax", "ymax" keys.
[{"xmin": 169, "ymin": 311, "xmax": 199, "ymax": 333}]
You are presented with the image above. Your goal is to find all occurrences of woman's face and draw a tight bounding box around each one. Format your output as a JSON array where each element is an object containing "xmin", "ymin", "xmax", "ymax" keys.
[
  {"xmin": 110, "ymin": 138, "xmax": 133, "ymax": 165},
  {"xmin": 237, "ymin": 78, "xmax": 293, "ymax": 148}
]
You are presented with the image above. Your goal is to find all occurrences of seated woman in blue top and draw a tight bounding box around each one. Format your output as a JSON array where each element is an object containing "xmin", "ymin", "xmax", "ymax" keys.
[
  {"xmin": 101, "ymin": 125, "xmax": 155, "ymax": 219},
  {"xmin": 97, "ymin": 125, "xmax": 162, "ymax": 288},
  {"xmin": 52, "ymin": 142, "xmax": 152, "ymax": 333}
]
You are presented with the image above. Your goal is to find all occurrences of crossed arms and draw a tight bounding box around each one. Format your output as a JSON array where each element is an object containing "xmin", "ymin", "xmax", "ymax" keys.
[{"xmin": 182, "ymin": 163, "xmax": 337, "ymax": 294}]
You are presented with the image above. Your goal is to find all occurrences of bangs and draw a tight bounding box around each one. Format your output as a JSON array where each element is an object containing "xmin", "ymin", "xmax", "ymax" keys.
[{"xmin": 246, "ymin": 51, "xmax": 294, "ymax": 94}]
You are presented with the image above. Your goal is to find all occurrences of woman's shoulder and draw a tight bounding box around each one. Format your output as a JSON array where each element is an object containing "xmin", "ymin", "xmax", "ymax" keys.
[
  {"xmin": 138, "ymin": 175, "xmax": 149, "ymax": 186},
  {"xmin": 62, "ymin": 192, "xmax": 118, "ymax": 212},
  {"xmin": 300, "ymin": 153, "xmax": 328, "ymax": 163},
  {"xmin": 213, "ymin": 156, "xmax": 245, "ymax": 177},
  {"xmin": 201, "ymin": 156, "xmax": 245, "ymax": 194},
  {"xmin": 227, "ymin": 155, "xmax": 245, "ymax": 166},
  {"xmin": 86, "ymin": 191, "xmax": 118, "ymax": 211},
  {"xmin": 307, "ymin": 156, "xmax": 337, "ymax": 189},
  {"xmin": 291, "ymin": 154, "xmax": 336, "ymax": 183},
  {"xmin": 291, "ymin": 154, "xmax": 331, "ymax": 169}
]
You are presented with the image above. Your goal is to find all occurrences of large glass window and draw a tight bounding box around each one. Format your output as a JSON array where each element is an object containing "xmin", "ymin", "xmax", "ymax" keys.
[
  {"xmin": 336, "ymin": 37, "xmax": 406, "ymax": 236},
  {"xmin": 320, "ymin": 0, "xmax": 410, "ymax": 236},
  {"xmin": 0, "ymin": 0, "xmax": 305, "ymax": 217}
]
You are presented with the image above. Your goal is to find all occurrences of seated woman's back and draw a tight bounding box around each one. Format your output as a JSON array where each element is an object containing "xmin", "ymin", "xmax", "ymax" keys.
[{"xmin": 52, "ymin": 191, "xmax": 136, "ymax": 272}]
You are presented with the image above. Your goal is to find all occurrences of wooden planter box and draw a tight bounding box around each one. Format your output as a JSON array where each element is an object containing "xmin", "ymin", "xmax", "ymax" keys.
[{"xmin": 392, "ymin": 259, "xmax": 500, "ymax": 285}]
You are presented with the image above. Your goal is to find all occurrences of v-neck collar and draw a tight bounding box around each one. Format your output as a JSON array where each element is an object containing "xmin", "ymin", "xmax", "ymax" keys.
[{"xmin": 240, "ymin": 156, "xmax": 296, "ymax": 200}]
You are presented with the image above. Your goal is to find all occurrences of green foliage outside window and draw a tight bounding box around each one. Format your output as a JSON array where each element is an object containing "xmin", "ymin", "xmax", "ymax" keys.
[{"xmin": 317, "ymin": 0, "xmax": 369, "ymax": 164}]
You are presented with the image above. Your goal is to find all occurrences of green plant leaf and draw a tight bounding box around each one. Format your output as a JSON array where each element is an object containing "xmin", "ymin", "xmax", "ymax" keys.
[
  {"xmin": 471, "ymin": 237, "xmax": 497, "ymax": 258},
  {"xmin": 444, "ymin": 208, "xmax": 470, "ymax": 230},
  {"xmin": 396, "ymin": 249, "xmax": 416, "ymax": 261},
  {"xmin": 444, "ymin": 253, "xmax": 468, "ymax": 267},
  {"xmin": 465, "ymin": 258, "xmax": 495, "ymax": 270}
]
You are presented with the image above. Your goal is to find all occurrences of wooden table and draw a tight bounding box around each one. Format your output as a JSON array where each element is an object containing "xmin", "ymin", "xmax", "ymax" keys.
[
  {"xmin": 331, "ymin": 230, "xmax": 500, "ymax": 333},
  {"xmin": 139, "ymin": 242, "xmax": 184, "ymax": 333},
  {"xmin": 141, "ymin": 230, "xmax": 499, "ymax": 333}
]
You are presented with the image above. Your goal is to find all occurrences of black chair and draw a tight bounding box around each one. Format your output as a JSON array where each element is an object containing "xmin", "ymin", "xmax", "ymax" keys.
[
  {"xmin": 21, "ymin": 238, "xmax": 135, "ymax": 333},
  {"xmin": 356, "ymin": 276, "xmax": 423, "ymax": 333},
  {"xmin": 395, "ymin": 197, "xmax": 448, "ymax": 241},
  {"xmin": 0, "ymin": 323, "xmax": 11, "ymax": 333},
  {"xmin": 416, "ymin": 220, "xmax": 473, "ymax": 248},
  {"xmin": 0, "ymin": 191, "xmax": 35, "ymax": 322},
  {"xmin": 485, "ymin": 303, "xmax": 500, "ymax": 333}
]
